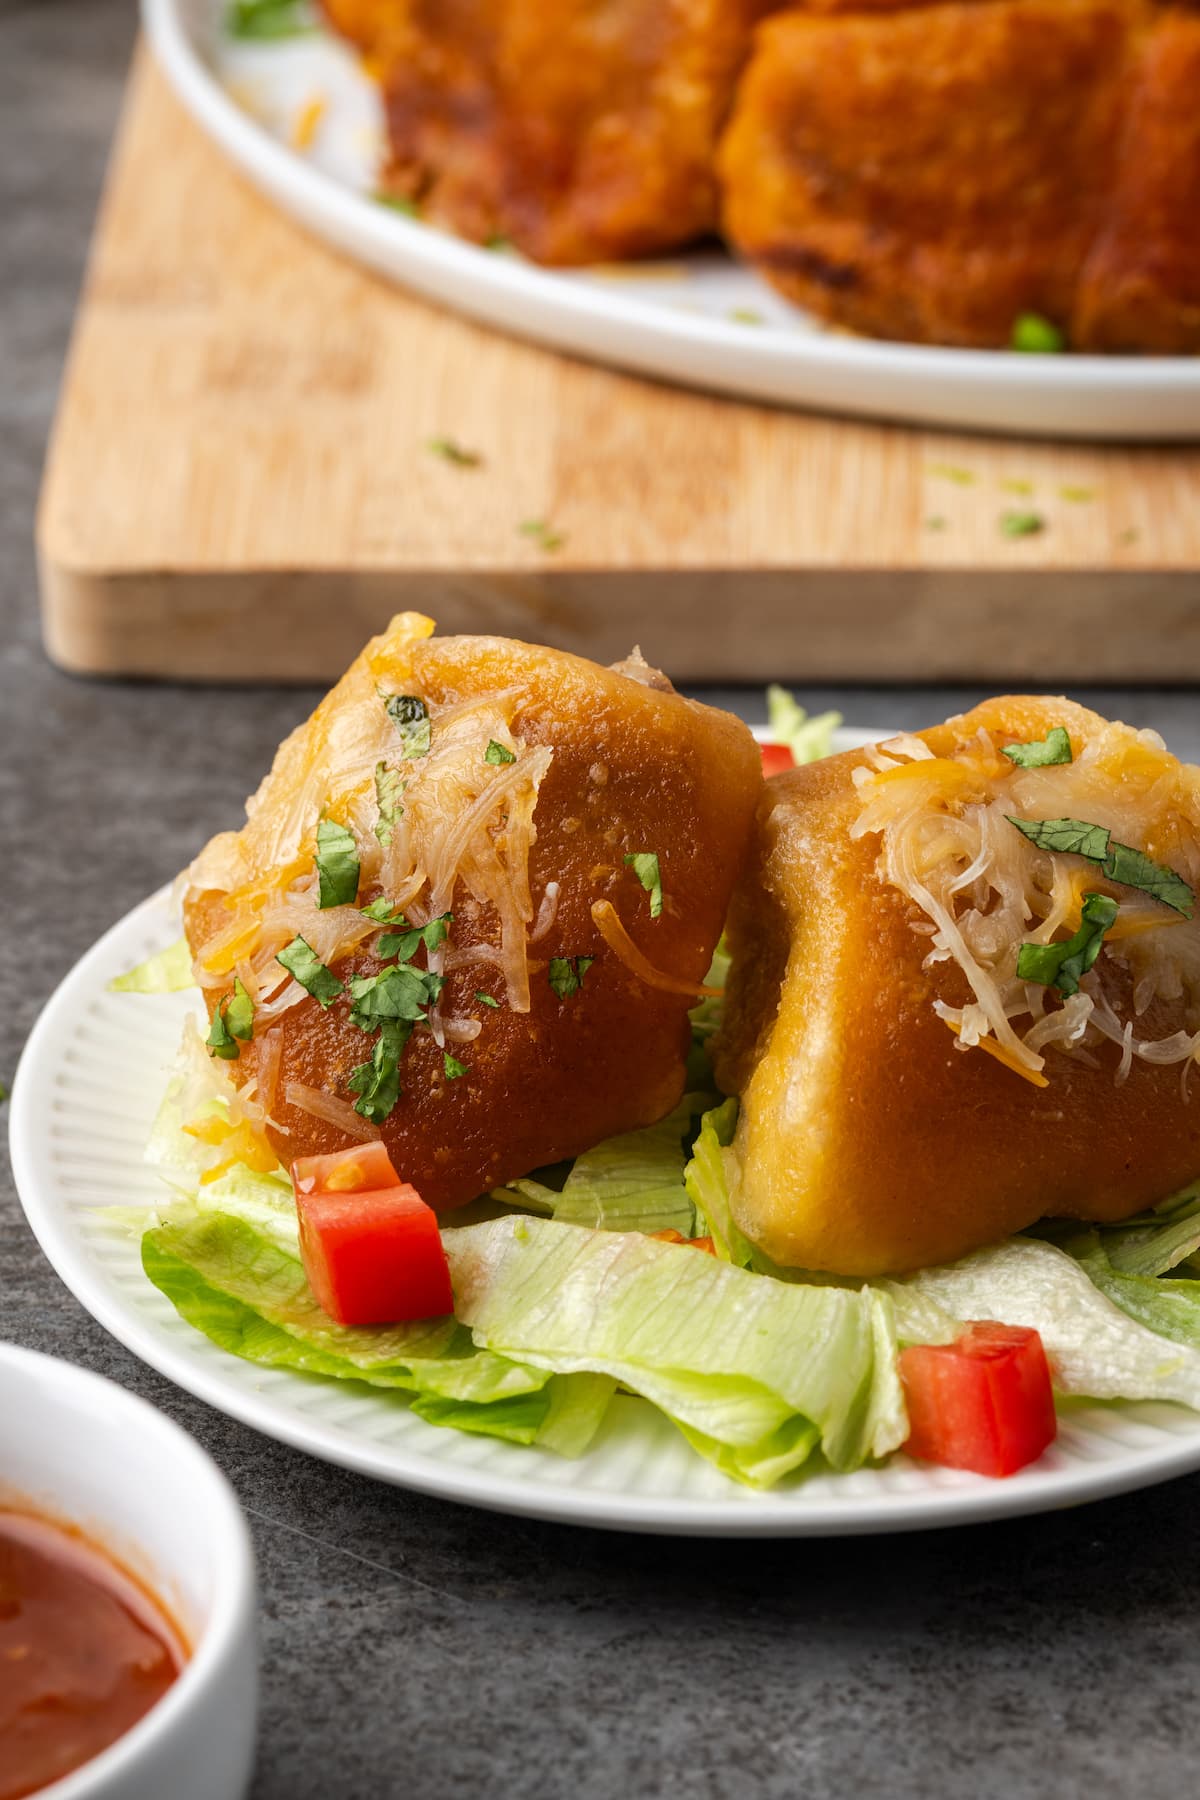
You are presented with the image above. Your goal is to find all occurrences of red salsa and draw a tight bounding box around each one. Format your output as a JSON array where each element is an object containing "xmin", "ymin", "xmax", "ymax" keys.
[{"xmin": 0, "ymin": 1509, "xmax": 186, "ymax": 1800}]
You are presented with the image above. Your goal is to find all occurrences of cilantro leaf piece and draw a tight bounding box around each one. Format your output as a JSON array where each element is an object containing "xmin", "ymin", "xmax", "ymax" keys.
[
  {"xmin": 1011, "ymin": 312, "xmax": 1066, "ymax": 354},
  {"xmin": 361, "ymin": 897, "xmax": 406, "ymax": 925},
  {"xmin": 314, "ymin": 819, "xmax": 360, "ymax": 909},
  {"xmin": 205, "ymin": 1004, "xmax": 240, "ymax": 1060},
  {"xmin": 225, "ymin": 0, "xmax": 314, "ymax": 40},
  {"xmin": 549, "ymin": 957, "xmax": 593, "ymax": 999},
  {"xmin": 624, "ymin": 851, "xmax": 663, "ymax": 919},
  {"xmin": 377, "ymin": 913, "xmax": 453, "ymax": 963},
  {"xmin": 348, "ymin": 964, "xmax": 436, "ymax": 1029},
  {"xmin": 276, "ymin": 937, "xmax": 345, "ymax": 1007},
  {"xmin": 225, "ymin": 977, "xmax": 255, "ymax": 1042},
  {"xmin": 1007, "ymin": 816, "xmax": 1194, "ymax": 917},
  {"xmin": 518, "ymin": 518, "xmax": 565, "ymax": 553},
  {"xmin": 485, "ymin": 740, "xmax": 516, "ymax": 765},
  {"xmin": 444, "ymin": 1053, "xmax": 469, "ymax": 1080},
  {"xmin": 1017, "ymin": 892, "xmax": 1118, "ymax": 996},
  {"xmin": 374, "ymin": 763, "xmax": 404, "ymax": 847},
  {"xmin": 1000, "ymin": 510, "xmax": 1045, "ymax": 538},
  {"xmin": 428, "ymin": 437, "xmax": 482, "ymax": 468},
  {"xmin": 1007, "ymin": 816, "xmax": 1113, "ymax": 861},
  {"xmin": 475, "ymin": 991, "xmax": 501, "ymax": 1008},
  {"xmin": 383, "ymin": 694, "xmax": 431, "ymax": 760},
  {"xmin": 347, "ymin": 1019, "xmax": 412, "ymax": 1125},
  {"xmin": 1001, "ymin": 726, "xmax": 1073, "ymax": 769},
  {"xmin": 1103, "ymin": 843, "xmax": 1194, "ymax": 916},
  {"xmin": 374, "ymin": 191, "xmax": 419, "ymax": 217}
]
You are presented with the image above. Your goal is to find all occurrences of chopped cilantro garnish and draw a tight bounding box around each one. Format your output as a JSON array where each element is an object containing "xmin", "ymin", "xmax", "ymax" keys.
[
  {"xmin": 1017, "ymin": 893, "xmax": 1118, "ymax": 996},
  {"xmin": 485, "ymin": 740, "xmax": 516, "ymax": 765},
  {"xmin": 206, "ymin": 978, "xmax": 255, "ymax": 1058},
  {"xmin": 518, "ymin": 518, "xmax": 565, "ymax": 553},
  {"xmin": 549, "ymin": 957, "xmax": 593, "ymax": 999},
  {"xmin": 624, "ymin": 851, "xmax": 663, "ymax": 919},
  {"xmin": 1007, "ymin": 817, "xmax": 1194, "ymax": 917},
  {"xmin": 373, "ymin": 763, "xmax": 404, "ymax": 847},
  {"xmin": 1001, "ymin": 726, "xmax": 1073, "ymax": 769},
  {"xmin": 361, "ymin": 897, "xmax": 406, "ymax": 924},
  {"xmin": 225, "ymin": 977, "xmax": 255, "ymax": 1042},
  {"xmin": 0, "ymin": 1081, "xmax": 8, "ymax": 1104},
  {"xmin": 444, "ymin": 1053, "xmax": 469, "ymax": 1080},
  {"xmin": 314, "ymin": 819, "xmax": 360, "ymax": 909},
  {"xmin": 377, "ymin": 913, "xmax": 453, "ymax": 963},
  {"xmin": 927, "ymin": 463, "xmax": 976, "ymax": 486},
  {"xmin": 1011, "ymin": 313, "xmax": 1065, "ymax": 354},
  {"xmin": 475, "ymin": 990, "xmax": 500, "ymax": 1008},
  {"xmin": 205, "ymin": 1005, "xmax": 240, "ymax": 1060},
  {"xmin": 428, "ymin": 437, "xmax": 482, "ymax": 468},
  {"xmin": 1000, "ymin": 510, "xmax": 1045, "ymax": 539},
  {"xmin": 225, "ymin": 0, "xmax": 313, "ymax": 39},
  {"xmin": 383, "ymin": 693, "xmax": 431, "ymax": 759},
  {"xmin": 347, "ymin": 1019, "xmax": 411, "ymax": 1125},
  {"xmin": 276, "ymin": 937, "xmax": 345, "ymax": 1007},
  {"xmin": 348, "ymin": 964, "xmax": 438, "ymax": 1029},
  {"xmin": 485, "ymin": 234, "xmax": 513, "ymax": 252}
]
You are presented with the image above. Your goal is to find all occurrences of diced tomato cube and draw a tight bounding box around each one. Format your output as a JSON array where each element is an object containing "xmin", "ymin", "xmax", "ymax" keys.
[
  {"xmin": 760, "ymin": 742, "xmax": 796, "ymax": 778},
  {"xmin": 295, "ymin": 1183, "xmax": 453, "ymax": 1325},
  {"xmin": 291, "ymin": 1142, "xmax": 401, "ymax": 1196},
  {"xmin": 898, "ymin": 1321, "xmax": 1057, "ymax": 1478}
]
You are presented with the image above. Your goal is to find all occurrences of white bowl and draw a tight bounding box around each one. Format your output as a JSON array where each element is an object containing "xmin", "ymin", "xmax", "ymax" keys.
[{"xmin": 0, "ymin": 1342, "xmax": 257, "ymax": 1800}]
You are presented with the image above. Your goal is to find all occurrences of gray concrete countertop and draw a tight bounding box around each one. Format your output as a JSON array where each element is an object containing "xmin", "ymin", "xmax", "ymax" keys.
[{"xmin": 4, "ymin": 6, "xmax": 1200, "ymax": 1796}]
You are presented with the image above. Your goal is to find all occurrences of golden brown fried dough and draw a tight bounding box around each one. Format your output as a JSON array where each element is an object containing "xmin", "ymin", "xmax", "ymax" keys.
[
  {"xmin": 324, "ymin": 0, "xmax": 774, "ymax": 263},
  {"xmin": 184, "ymin": 617, "xmax": 761, "ymax": 1208},
  {"xmin": 720, "ymin": 0, "xmax": 1200, "ymax": 351},
  {"xmin": 714, "ymin": 697, "xmax": 1200, "ymax": 1276}
]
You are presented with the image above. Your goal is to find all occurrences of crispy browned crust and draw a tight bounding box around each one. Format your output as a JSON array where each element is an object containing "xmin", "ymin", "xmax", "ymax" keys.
[
  {"xmin": 186, "ymin": 635, "xmax": 762, "ymax": 1210},
  {"xmin": 718, "ymin": 0, "xmax": 1200, "ymax": 351},
  {"xmin": 713, "ymin": 698, "xmax": 1200, "ymax": 1276},
  {"xmin": 323, "ymin": 0, "xmax": 774, "ymax": 264}
]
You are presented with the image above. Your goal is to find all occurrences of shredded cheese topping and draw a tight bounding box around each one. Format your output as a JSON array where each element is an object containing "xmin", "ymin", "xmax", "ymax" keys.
[
  {"xmin": 184, "ymin": 613, "xmax": 554, "ymax": 1027},
  {"xmin": 850, "ymin": 699, "xmax": 1200, "ymax": 1087}
]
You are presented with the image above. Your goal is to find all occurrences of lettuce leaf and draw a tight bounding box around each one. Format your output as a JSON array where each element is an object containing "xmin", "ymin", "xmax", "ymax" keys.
[
  {"xmin": 495, "ymin": 1094, "xmax": 703, "ymax": 1237},
  {"xmin": 1039, "ymin": 1180, "xmax": 1200, "ymax": 1279},
  {"xmin": 766, "ymin": 687, "xmax": 842, "ymax": 766},
  {"xmin": 892, "ymin": 1237, "xmax": 1200, "ymax": 1409},
  {"xmin": 142, "ymin": 1209, "xmax": 614, "ymax": 1452},
  {"xmin": 109, "ymin": 938, "xmax": 196, "ymax": 994},
  {"xmin": 444, "ymin": 1215, "xmax": 906, "ymax": 1486},
  {"xmin": 683, "ymin": 1099, "xmax": 754, "ymax": 1265}
]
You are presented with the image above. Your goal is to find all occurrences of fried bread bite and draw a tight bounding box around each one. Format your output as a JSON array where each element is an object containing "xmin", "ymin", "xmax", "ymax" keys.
[
  {"xmin": 183, "ymin": 616, "xmax": 761, "ymax": 1208},
  {"xmin": 719, "ymin": 0, "xmax": 1200, "ymax": 350},
  {"xmin": 714, "ymin": 698, "xmax": 1200, "ymax": 1276},
  {"xmin": 322, "ymin": 0, "xmax": 774, "ymax": 262}
]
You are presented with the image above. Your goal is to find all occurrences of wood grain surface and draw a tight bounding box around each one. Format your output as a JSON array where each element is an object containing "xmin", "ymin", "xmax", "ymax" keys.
[{"xmin": 37, "ymin": 44, "xmax": 1200, "ymax": 683}]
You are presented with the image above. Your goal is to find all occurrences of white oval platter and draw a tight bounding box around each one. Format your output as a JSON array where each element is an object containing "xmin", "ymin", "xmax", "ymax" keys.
[{"xmin": 142, "ymin": 0, "xmax": 1200, "ymax": 441}]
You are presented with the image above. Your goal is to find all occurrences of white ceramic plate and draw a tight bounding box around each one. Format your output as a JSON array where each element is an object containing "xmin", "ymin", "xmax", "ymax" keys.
[
  {"xmin": 12, "ymin": 727, "xmax": 1200, "ymax": 1534},
  {"xmin": 143, "ymin": 0, "xmax": 1200, "ymax": 441}
]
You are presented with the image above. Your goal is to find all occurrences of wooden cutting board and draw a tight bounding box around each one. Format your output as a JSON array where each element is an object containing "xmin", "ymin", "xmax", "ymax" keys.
[{"xmin": 37, "ymin": 44, "xmax": 1200, "ymax": 684}]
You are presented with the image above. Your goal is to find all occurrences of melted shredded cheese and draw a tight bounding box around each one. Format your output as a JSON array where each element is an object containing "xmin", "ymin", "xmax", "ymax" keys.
[
  {"xmin": 183, "ymin": 614, "xmax": 554, "ymax": 1023},
  {"xmin": 851, "ymin": 702, "xmax": 1200, "ymax": 1087}
]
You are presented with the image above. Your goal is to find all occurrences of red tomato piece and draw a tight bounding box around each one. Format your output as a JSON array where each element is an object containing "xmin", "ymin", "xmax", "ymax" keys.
[
  {"xmin": 898, "ymin": 1321, "xmax": 1057, "ymax": 1478},
  {"xmin": 291, "ymin": 1142, "xmax": 401, "ymax": 1196},
  {"xmin": 295, "ymin": 1183, "xmax": 454, "ymax": 1325},
  {"xmin": 648, "ymin": 1230, "xmax": 718, "ymax": 1254},
  {"xmin": 760, "ymin": 743, "xmax": 795, "ymax": 778}
]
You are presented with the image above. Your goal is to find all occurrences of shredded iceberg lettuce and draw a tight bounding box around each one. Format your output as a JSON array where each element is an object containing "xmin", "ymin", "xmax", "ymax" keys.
[
  {"xmin": 766, "ymin": 686, "xmax": 842, "ymax": 765},
  {"xmin": 445, "ymin": 1214, "xmax": 907, "ymax": 1485},
  {"xmin": 494, "ymin": 1094, "xmax": 702, "ymax": 1237},
  {"xmin": 142, "ymin": 1207, "xmax": 614, "ymax": 1453},
  {"xmin": 108, "ymin": 938, "xmax": 196, "ymax": 993}
]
